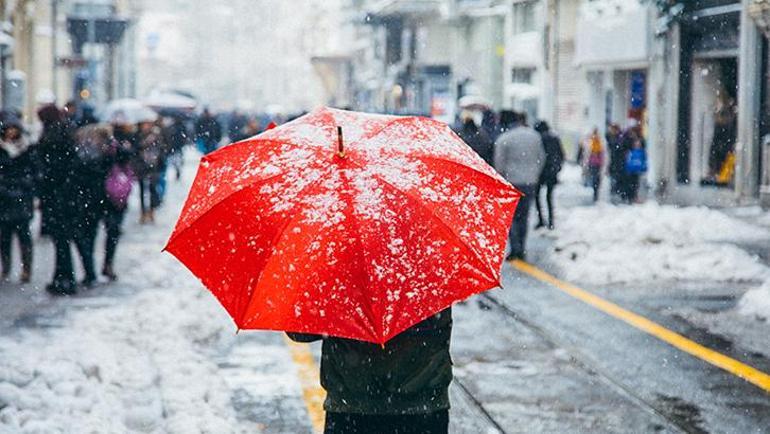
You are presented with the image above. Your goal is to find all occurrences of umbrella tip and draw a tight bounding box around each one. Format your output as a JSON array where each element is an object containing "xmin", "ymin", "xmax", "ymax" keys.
[
  {"xmin": 336, "ymin": 126, "xmax": 345, "ymax": 158},
  {"xmin": 235, "ymin": 328, "xmax": 241, "ymax": 335}
]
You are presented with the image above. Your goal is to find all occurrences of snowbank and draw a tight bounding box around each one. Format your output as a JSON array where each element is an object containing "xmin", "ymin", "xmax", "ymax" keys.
[
  {"xmin": 550, "ymin": 202, "xmax": 770, "ymax": 285},
  {"xmin": 0, "ymin": 286, "xmax": 246, "ymax": 433},
  {"xmin": 738, "ymin": 281, "xmax": 770, "ymax": 321}
]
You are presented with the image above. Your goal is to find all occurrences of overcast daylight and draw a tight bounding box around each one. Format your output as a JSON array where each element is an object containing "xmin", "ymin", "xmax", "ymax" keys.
[{"xmin": 1, "ymin": 1, "xmax": 770, "ymax": 433}]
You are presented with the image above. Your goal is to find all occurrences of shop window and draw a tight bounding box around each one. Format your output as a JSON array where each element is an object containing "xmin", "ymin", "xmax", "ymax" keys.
[
  {"xmin": 513, "ymin": 1, "xmax": 537, "ymax": 34},
  {"xmin": 511, "ymin": 67, "xmax": 535, "ymax": 84}
]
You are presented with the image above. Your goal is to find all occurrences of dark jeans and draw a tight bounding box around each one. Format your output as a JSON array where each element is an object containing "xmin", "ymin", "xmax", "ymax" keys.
[
  {"xmin": 74, "ymin": 216, "xmax": 99, "ymax": 282},
  {"xmin": 509, "ymin": 184, "xmax": 536, "ymax": 258},
  {"xmin": 139, "ymin": 174, "xmax": 161, "ymax": 213},
  {"xmin": 52, "ymin": 235, "xmax": 75, "ymax": 284},
  {"xmin": 535, "ymin": 182, "xmax": 556, "ymax": 228},
  {"xmin": 324, "ymin": 411, "xmax": 448, "ymax": 434},
  {"xmin": 104, "ymin": 205, "xmax": 126, "ymax": 267},
  {"xmin": 626, "ymin": 174, "xmax": 641, "ymax": 203},
  {"xmin": 589, "ymin": 166, "xmax": 602, "ymax": 202},
  {"xmin": 0, "ymin": 219, "xmax": 32, "ymax": 276}
]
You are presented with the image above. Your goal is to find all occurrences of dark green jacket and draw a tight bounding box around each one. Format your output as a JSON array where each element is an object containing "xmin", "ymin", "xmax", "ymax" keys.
[{"xmin": 288, "ymin": 308, "xmax": 452, "ymax": 415}]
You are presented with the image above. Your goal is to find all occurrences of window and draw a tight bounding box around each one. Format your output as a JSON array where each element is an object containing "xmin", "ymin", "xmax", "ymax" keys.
[
  {"xmin": 511, "ymin": 67, "xmax": 535, "ymax": 84},
  {"xmin": 513, "ymin": 1, "xmax": 537, "ymax": 34}
]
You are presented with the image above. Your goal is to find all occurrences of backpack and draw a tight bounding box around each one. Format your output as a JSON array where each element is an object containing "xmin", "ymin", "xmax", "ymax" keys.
[
  {"xmin": 625, "ymin": 149, "xmax": 648, "ymax": 174},
  {"xmin": 105, "ymin": 164, "xmax": 134, "ymax": 209}
]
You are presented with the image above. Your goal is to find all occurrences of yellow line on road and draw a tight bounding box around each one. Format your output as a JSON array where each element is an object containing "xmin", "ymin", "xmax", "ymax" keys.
[
  {"xmin": 284, "ymin": 337, "xmax": 326, "ymax": 433},
  {"xmin": 511, "ymin": 260, "xmax": 770, "ymax": 393}
]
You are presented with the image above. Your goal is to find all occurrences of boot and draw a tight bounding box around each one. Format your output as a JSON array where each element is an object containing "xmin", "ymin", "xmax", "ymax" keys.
[
  {"xmin": 139, "ymin": 211, "xmax": 149, "ymax": 224},
  {"xmin": 102, "ymin": 264, "xmax": 117, "ymax": 281},
  {"xmin": 46, "ymin": 278, "xmax": 77, "ymax": 296},
  {"xmin": 147, "ymin": 209, "xmax": 155, "ymax": 224},
  {"xmin": 20, "ymin": 245, "xmax": 32, "ymax": 283},
  {"xmin": 20, "ymin": 267, "xmax": 31, "ymax": 283}
]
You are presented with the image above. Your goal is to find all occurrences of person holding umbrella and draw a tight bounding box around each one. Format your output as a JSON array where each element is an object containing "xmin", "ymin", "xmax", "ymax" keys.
[{"xmin": 165, "ymin": 108, "xmax": 520, "ymax": 433}]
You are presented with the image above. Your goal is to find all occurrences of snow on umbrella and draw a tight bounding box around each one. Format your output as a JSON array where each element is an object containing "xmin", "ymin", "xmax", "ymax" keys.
[
  {"xmin": 164, "ymin": 107, "xmax": 520, "ymax": 344},
  {"xmin": 99, "ymin": 98, "xmax": 158, "ymax": 124}
]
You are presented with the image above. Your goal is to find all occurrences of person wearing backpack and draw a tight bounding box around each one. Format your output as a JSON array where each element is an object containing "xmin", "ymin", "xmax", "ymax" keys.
[
  {"xmin": 624, "ymin": 138, "xmax": 648, "ymax": 203},
  {"xmin": 101, "ymin": 135, "xmax": 135, "ymax": 280}
]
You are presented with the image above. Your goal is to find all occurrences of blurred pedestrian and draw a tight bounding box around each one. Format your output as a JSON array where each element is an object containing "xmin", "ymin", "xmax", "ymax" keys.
[
  {"xmin": 624, "ymin": 137, "xmax": 648, "ymax": 203},
  {"xmin": 134, "ymin": 119, "xmax": 166, "ymax": 224},
  {"xmin": 586, "ymin": 127, "xmax": 605, "ymax": 203},
  {"xmin": 0, "ymin": 116, "xmax": 35, "ymax": 282},
  {"xmin": 494, "ymin": 111, "xmax": 545, "ymax": 261},
  {"xmin": 71, "ymin": 124, "xmax": 114, "ymax": 287},
  {"xmin": 228, "ymin": 109, "xmax": 248, "ymax": 143},
  {"xmin": 101, "ymin": 128, "xmax": 135, "ymax": 280},
  {"xmin": 287, "ymin": 308, "xmax": 452, "ymax": 434},
  {"xmin": 163, "ymin": 115, "xmax": 188, "ymax": 181},
  {"xmin": 533, "ymin": 121, "xmax": 564, "ymax": 230},
  {"xmin": 456, "ymin": 110, "xmax": 494, "ymax": 166},
  {"xmin": 37, "ymin": 104, "xmax": 78, "ymax": 295},
  {"xmin": 481, "ymin": 109, "xmax": 499, "ymax": 142},
  {"xmin": 606, "ymin": 123, "xmax": 626, "ymax": 200},
  {"xmin": 195, "ymin": 108, "xmax": 222, "ymax": 154}
]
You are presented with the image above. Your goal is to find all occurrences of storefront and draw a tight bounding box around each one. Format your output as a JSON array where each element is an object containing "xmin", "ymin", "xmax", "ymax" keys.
[
  {"xmin": 675, "ymin": 2, "xmax": 741, "ymax": 188},
  {"xmin": 574, "ymin": 0, "xmax": 651, "ymax": 135}
]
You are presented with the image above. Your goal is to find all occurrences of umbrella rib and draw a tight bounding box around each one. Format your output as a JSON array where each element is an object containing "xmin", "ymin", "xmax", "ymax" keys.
[
  {"xmin": 236, "ymin": 168, "xmax": 334, "ymax": 324},
  {"xmin": 166, "ymin": 171, "xmax": 288, "ymax": 248},
  {"xmin": 345, "ymin": 159, "xmax": 501, "ymax": 284},
  {"xmin": 409, "ymin": 154, "xmax": 516, "ymax": 193},
  {"xmin": 338, "ymin": 168, "xmax": 383, "ymax": 341}
]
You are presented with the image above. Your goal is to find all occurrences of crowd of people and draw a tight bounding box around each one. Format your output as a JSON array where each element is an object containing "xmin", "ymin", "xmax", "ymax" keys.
[
  {"xmin": 0, "ymin": 101, "xmax": 275, "ymax": 295},
  {"xmin": 454, "ymin": 107, "xmax": 648, "ymax": 261}
]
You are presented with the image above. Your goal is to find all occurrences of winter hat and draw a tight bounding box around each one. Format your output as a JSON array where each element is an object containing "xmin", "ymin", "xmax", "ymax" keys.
[{"xmin": 38, "ymin": 104, "xmax": 62, "ymax": 125}]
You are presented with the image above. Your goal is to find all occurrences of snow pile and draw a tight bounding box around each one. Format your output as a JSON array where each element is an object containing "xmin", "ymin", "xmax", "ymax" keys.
[
  {"xmin": 550, "ymin": 202, "xmax": 770, "ymax": 285},
  {"xmin": 0, "ymin": 286, "xmax": 247, "ymax": 433},
  {"xmin": 738, "ymin": 281, "xmax": 770, "ymax": 321}
]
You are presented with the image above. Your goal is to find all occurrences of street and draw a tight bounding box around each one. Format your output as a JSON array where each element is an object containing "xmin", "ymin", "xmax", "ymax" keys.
[{"xmin": 1, "ymin": 154, "xmax": 768, "ymax": 433}]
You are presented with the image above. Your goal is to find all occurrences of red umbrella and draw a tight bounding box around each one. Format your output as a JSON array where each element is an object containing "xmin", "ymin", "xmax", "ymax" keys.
[{"xmin": 165, "ymin": 108, "xmax": 520, "ymax": 344}]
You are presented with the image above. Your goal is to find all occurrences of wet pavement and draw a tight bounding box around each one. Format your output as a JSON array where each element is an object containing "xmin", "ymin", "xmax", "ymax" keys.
[{"xmin": 1, "ymin": 158, "xmax": 769, "ymax": 433}]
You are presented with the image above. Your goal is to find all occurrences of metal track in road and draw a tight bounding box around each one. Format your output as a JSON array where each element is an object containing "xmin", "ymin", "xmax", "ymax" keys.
[
  {"xmin": 479, "ymin": 293, "xmax": 691, "ymax": 434},
  {"xmin": 453, "ymin": 377, "xmax": 508, "ymax": 434}
]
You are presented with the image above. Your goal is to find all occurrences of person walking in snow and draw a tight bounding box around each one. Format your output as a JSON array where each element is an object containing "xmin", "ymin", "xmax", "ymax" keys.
[
  {"xmin": 624, "ymin": 137, "xmax": 648, "ymax": 203},
  {"xmin": 494, "ymin": 111, "xmax": 545, "ymax": 261},
  {"xmin": 456, "ymin": 111, "xmax": 494, "ymax": 166},
  {"xmin": 287, "ymin": 308, "xmax": 453, "ymax": 434},
  {"xmin": 37, "ymin": 104, "xmax": 78, "ymax": 295},
  {"xmin": 194, "ymin": 108, "xmax": 222, "ymax": 154},
  {"xmin": 533, "ymin": 120, "xmax": 564, "ymax": 230},
  {"xmin": 0, "ymin": 116, "xmax": 35, "ymax": 283},
  {"xmin": 134, "ymin": 119, "xmax": 167, "ymax": 224},
  {"xmin": 585, "ymin": 128, "xmax": 605, "ymax": 203}
]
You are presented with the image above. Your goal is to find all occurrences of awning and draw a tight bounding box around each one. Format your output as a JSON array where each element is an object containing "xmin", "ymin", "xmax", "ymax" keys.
[{"xmin": 574, "ymin": 0, "xmax": 650, "ymax": 69}]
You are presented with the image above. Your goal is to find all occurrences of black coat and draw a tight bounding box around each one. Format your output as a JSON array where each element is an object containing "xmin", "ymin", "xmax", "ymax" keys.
[
  {"xmin": 0, "ymin": 145, "xmax": 36, "ymax": 223},
  {"xmin": 539, "ymin": 132, "xmax": 564, "ymax": 185},
  {"xmin": 37, "ymin": 124, "xmax": 78, "ymax": 237},
  {"xmin": 288, "ymin": 309, "xmax": 452, "ymax": 415},
  {"xmin": 457, "ymin": 123, "xmax": 494, "ymax": 166}
]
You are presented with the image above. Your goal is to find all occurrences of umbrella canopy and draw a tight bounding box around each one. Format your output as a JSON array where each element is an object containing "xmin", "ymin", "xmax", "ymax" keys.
[
  {"xmin": 100, "ymin": 98, "xmax": 158, "ymax": 125},
  {"xmin": 144, "ymin": 91, "xmax": 198, "ymax": 112},
  {"xmin": 165, "ymin": 107, "xmax": 520, "ymax": 344},
  {"xmin": 458, "ymin": 95, "xmax": 491, "ymax": 111}
]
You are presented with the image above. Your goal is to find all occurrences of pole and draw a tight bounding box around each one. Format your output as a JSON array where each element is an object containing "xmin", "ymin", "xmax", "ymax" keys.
[{"xmin": 51, "ymin": 0, "xmax": 58, "ymax": 99}]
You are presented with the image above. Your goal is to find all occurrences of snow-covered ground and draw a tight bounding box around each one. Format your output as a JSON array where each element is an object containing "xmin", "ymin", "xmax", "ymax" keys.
[
  {"xmin": 548, "ymin": 201, "xmax": 770, "ymax": 285},
  {"xmin": 0, "ymin": 154, "xmax": 305, "ymax": 433},
  {"xmin": 550, "ymin": 164, "xmax": 770, "ymax": 354}
]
